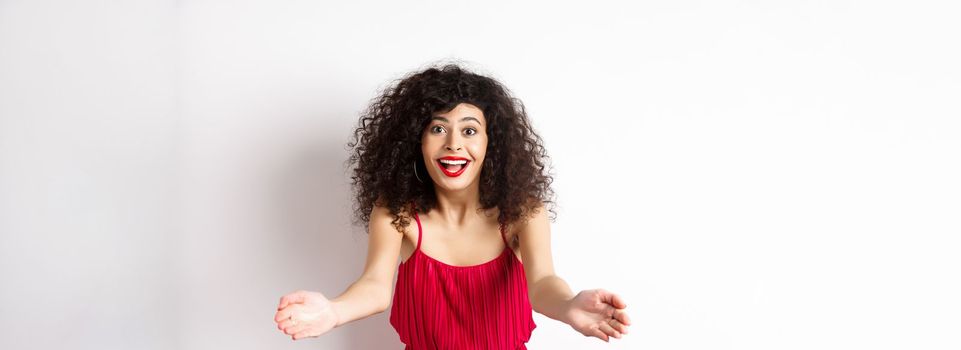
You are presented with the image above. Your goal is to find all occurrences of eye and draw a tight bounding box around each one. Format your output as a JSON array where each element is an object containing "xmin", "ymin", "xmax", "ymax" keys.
[
  {"xmin": 464, "ymin": 128, "xmax": 477, "ymax": 136},
  {"xmin": 431, "ymin": 125, "xmax": 446, "ymax": 134}
]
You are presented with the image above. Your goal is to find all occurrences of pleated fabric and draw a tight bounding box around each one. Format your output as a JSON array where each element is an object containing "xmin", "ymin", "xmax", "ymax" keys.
[{"xmin": 389, "ymin": 205, "xmax": 537, "ymax": 349}]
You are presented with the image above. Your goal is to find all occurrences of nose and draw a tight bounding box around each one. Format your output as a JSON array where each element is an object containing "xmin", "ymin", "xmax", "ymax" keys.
[{"xmin": 445, "ymin": 135, "xmax": 462, "ymax": 151}]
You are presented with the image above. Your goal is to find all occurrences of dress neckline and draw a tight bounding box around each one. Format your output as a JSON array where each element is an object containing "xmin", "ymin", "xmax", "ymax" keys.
[
  {"xmin": 403, "ymin": 202, "xmax": 519, "ymax": 269},
  {"xmin": 406, "ymin": 246, "xmax": 511, "ymax": 269}
]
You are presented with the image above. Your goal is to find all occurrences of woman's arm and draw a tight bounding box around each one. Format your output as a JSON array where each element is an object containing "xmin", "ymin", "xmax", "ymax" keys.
[
  {"xmin": 517, "ymin": 204, "xmax": 632, "ymax": 342},
  {"xmin": 275, "ymin": 204, "xmax": 403, "ymax": 340},
  {"xmin": 516, "ymin": 205, "xmax": 575, "ymax": 322},
  {"xmin": 330, "ymin": 204, "xmax": 404, "ymax": 325}
]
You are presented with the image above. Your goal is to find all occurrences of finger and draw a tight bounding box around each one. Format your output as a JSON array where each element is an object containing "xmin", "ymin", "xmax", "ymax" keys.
[
  {"xmin": 277, "ymin": 318, "xmax": 293, "ymax": 330},
  {"xmin": 598, "ymin": 289, "xmax": 627, "ymax": 309},
  {"xmin": 284, "ymin": 322, "xmax": 309, "ymax": 336},
  {"xmin": 590, "ymin": 326, "xmax": 609, "ymax": 342},
  {"xmin": 611, "ymin": 293, "xmax": 627, "ymax": 309},
  {"xmin": 279, "ymin": 290, "xmax": 307, "ymax": 310},
  {"xmin": 599, "ymin": 321, "xmax": 621, "ymax": 340},
  {"xmin": 274, "ymin": 304, "xmax": 301, "ymax": 323},
  {"xmin": 608, "ymin": 318, "xmax": 629, "ymax": 335},
  {"xmin": 280, "ymin": 290, "xmax": 309, "ymax": 309},
  {"xmin": 614, "ymin": 309, "xmax": 632, "ymax": 326},
  {"xmin": 274, "ymin": 309, "xmax": 288, "ymax": 323},
  {"xmin": 274, "ymin": 308, "xmax": 292, "ymax": 323},
  {"xmin": 292, "ymin": 329, "xmax": 314, "ymax": 340}
]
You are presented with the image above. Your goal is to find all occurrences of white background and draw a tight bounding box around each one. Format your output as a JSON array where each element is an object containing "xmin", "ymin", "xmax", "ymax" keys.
[{"xmin": 1, "ymin": 1, "xmax": 959, "ymax": 349}]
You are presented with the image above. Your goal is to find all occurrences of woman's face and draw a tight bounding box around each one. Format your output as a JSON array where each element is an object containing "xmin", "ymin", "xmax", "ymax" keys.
[{"xmin": 421, "ymin": 103, "xmax": 488, "ymax": 192}]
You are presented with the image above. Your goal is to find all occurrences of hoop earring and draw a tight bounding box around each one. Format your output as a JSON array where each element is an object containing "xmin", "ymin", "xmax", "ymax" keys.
[{"xmin": 413, "ymin": 161, "xmax": 424, "ymax": 183}]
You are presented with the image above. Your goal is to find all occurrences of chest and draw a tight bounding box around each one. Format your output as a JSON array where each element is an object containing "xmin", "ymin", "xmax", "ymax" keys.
[{"xmin": 399, "ymin": 221, "xmax": 522, "ymax": 266}]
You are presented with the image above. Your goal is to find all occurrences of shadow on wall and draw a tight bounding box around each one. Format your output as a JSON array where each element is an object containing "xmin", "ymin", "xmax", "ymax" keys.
[{"xmin": 269, "ymin": 112, "xmax": 401, "ymax": 349}]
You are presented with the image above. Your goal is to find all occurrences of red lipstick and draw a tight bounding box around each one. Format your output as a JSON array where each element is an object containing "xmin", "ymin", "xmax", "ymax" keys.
[{"xmin": 436, "ymin": 156, "xmax": 470, "ymax": 177}]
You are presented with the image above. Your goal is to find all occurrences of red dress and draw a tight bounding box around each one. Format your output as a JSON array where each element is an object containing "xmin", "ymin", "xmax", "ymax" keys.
[{"xmin": 389, "ymin": 206, "xmax": 537, "ymax": 349}]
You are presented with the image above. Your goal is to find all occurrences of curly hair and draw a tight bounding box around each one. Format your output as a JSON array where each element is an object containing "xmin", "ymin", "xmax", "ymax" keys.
[{"xmin": 346, "ymin": 62, "xmax": 556, "ymax": 235}]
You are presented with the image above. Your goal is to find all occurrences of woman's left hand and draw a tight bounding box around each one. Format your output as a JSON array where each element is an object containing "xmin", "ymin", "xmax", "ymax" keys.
[{"xmin": 564, "ymin": 288, "xmax": 631, "ymax": 342}]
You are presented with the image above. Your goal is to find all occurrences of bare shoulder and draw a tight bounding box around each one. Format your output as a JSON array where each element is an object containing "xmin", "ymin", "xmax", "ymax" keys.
[
  {"xmin": 369, "ymin": 203, "xmax": 390, "ymax": 221},
  {"xmin": 511, "ymin": 202, "xmax": 551, "ymax": 237},
  {"xmin": 514, "ymin": 201, "xmax": 556, "ymax": 283},
  {"xmin": 369, "ymin": 203, "xmax": 415, "ymax": 236}
]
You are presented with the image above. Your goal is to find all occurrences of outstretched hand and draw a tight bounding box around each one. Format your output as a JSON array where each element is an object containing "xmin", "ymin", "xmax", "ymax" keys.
[
  {"xmin": 273, "ymin": 290, "xmax": 340, "ymax": 340},
  {"xmin": 565, "ymin": 288, "xmax": 631, "ymax": 342}
]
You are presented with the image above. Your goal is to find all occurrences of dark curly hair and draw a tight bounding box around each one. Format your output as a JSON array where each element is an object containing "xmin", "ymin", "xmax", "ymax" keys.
[{"xmin": 346, "ymin": 62, "xmax": 556, "ymax": 235}]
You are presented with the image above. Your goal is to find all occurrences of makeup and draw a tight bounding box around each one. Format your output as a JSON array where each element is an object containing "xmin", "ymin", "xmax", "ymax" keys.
[{"xmin": 437, "ymin": 156, "xmax": 469, "ymax": 177}]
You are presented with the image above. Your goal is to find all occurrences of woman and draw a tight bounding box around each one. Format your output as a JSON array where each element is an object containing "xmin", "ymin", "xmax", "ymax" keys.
[{"xmin": 273, "ymin": 63, "xmax": 631, "ymax": 348}]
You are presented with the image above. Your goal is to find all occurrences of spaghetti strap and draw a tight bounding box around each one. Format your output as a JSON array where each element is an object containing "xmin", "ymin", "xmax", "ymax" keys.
[
  {"xmin": 412, "ymin": 203, "xmax": 423, "ymax": 252},
  {"xmin": 499, "ymin": 222, "xmax": 509, "ymax": 247}
]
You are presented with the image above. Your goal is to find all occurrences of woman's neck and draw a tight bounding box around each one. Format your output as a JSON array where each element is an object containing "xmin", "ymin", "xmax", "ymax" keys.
[{"xmin": 432, "ymin": 182, "xmax": 487, "ymax": 227}]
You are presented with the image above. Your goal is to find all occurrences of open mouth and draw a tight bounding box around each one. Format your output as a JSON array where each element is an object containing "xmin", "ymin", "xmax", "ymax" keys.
[{"xmin": 437, "ymin": 158, "xmax": 470, "ymax": 177}]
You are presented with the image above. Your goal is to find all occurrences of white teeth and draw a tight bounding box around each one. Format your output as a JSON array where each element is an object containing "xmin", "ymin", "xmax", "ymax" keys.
[{"xmin": 439, "ymin": 159, "xmax": 468, "ymax": 165}]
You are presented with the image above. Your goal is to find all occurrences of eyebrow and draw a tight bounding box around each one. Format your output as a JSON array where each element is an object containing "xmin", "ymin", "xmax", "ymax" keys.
[{"xmin": 431, "ymin": 116, "xmax": 482, "ymax": 125}]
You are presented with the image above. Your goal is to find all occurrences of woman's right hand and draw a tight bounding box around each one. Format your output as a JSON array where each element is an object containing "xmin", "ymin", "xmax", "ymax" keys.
[{"xmin": 274, "ymin": 290, "xmax": 340, "ymax": 340}]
